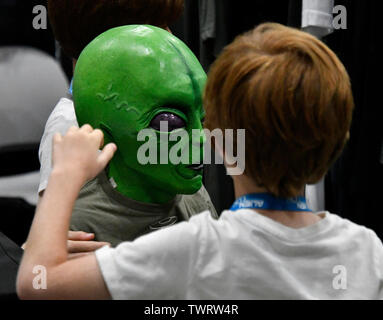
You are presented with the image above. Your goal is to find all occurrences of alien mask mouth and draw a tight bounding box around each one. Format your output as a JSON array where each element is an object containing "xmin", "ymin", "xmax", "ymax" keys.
[{"xmin": 187, "ymin": 164, "xmax": 204, "ymax": 171}]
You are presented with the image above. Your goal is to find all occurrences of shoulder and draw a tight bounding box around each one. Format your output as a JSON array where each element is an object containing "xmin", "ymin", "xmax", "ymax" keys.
[
  {"xmin": 325, "ymin": 212, "xmax": 383, "ymax": 252},
  {"xmin": 45, "ymin": 98, "xmax": 77, "ymax": 127},
  {"xmin": 326, "ymin": 212, "xmax": 378, "ymax": 237},
  {"xmin": 72, "ymin": 175, "xmax": 109, "ymax": 217},
  {"xmin": 41, "ymin": 98, "xmax": 77, "ymax": 141},
  {"xmin": 178, "ymin": 185, "xmax": 218, "ymax": 218},
  {"xmin": 38, "ymin": 98, "xmax": 78, "ymax": 191},
  {"xmin": 40, "ymin": 98, "xmax": 77, "ymax": 150},
  {"xmin": 70, "ymin": 175, "xmax": 114, "ymax": 237},
  {"xmin": 328, "ymin": 213, "xmax": 383, "ymax": 283},
  {"xmin": 132, "ymin": 211, "xmax": 216, "ymax": 250}
]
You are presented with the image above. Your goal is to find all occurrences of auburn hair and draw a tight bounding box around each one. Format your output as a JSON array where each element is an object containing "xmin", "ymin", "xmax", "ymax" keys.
[
  {"xmin": 204, "ymin": 23, "xmax": 354, "ymax": 198},
  {"xmin": 48, "ymin": 0, "xmax": 184, "ymax": 59}
]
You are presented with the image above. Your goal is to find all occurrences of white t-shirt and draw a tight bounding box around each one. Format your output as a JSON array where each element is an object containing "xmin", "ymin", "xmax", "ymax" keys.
[
  {"xmin": 38, "ymin": 98, "xmax": 78, "ymax": 193},
  {"xmin": 96, "ymin": 209, "xmax": 383, "ymax": 300}
]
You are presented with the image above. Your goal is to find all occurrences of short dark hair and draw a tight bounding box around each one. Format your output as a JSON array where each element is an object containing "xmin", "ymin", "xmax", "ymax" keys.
[{"xmin": 48, "ymin": 0, "xmax": 184, "ymax": 59}]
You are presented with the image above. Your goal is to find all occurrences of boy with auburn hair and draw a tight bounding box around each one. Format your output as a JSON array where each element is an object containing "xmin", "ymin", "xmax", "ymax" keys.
[
  {"xmin": 18, "ymin": 23, "xmax": 383, "ymax": 299},
  {"xmin": 38, "ymin": 0, "xmax": 217, "ymax": 247}
]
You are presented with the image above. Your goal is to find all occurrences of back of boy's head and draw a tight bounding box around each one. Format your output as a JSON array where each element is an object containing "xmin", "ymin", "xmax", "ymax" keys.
[
  {"xmin": 48, "ymin": 0, "xmax": 184, "ymax": 59},
  {"xmin": 204, "ymin": 23, "xmax": 354, "ymax": 199}
]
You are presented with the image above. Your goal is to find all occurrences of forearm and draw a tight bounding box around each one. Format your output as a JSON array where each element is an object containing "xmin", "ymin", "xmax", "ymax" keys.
[
  {"xmin": 18, "ymin": 169, "xmax": 85, "ymax": 281},
  {"xmin": 17, "ymin": 126, "xmax": 116, "ymax": 299}
]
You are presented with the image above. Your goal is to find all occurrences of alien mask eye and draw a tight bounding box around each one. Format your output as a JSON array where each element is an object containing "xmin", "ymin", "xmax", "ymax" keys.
[{"xmin": 150, "ymin": 112, "xmax": 186, "ymax": 132}]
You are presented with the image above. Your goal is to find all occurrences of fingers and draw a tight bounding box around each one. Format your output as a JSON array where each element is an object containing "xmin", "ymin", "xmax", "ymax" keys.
[
  {"xmin": 66, "ymin": 125, "xmax": 93, "ymax": 135},
  {"xmin": 53, "ymin": 132, "xmax": 63, "ymax": 144},
  {"xmin": 67, "ymin": 231, "xmax": 111, "ymax": 255},
  {"xmin": 98, "ymin": 143, "xmax": 117, "ymax": 168},
  {"xmin": 91, "ymin": 128, "xmax": 105, "ymax": 148},
  {"xmin": 67, "ymin": 240, "xmax": 111, "ymax": 253},
  {"xmin": 80, "ymin": 124, "xmax": 93, "ymax": 133},
  {"xmin": 63, "ymin": 125, "xmax": 105, "ymax": 148},
  {"xmin": 55, "ymin": 124, "xmax": 114, "ymax": 177},
  {"xmin": 68, "ymin": 252, "xmax": 93, "ymax": 260},
  {"xmin": 78, "ymin": 125, "xmax": 104, "ymax": 148},
  {"xmin": 67, "ymin": 125, "xmax": 79, "ymax": 134},
  {"xmin": 68, "ymin": 231, "xmax": 95, "ymax": 241}
]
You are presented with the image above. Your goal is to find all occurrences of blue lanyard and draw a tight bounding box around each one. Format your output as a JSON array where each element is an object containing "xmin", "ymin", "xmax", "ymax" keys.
[
  {"xmin": 68, "ymin": 79, "xmax": 73, "ymax": 95},
  {"xmin": 230, "ymin": 193, "xmax": 312, "ymax": 212}
]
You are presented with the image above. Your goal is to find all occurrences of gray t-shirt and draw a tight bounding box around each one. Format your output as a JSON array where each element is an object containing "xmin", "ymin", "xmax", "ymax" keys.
[{"xmin": 70, "ymin": 170, "xmax": 218, "ymax": 247}]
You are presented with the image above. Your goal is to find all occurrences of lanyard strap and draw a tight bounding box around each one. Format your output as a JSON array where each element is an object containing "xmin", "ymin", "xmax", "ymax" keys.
[
  {"xmin": 68, "ymin": 79, "xmax": 73, "ymax": 96},
  {"xmin": 230, "ymin": 193, "xmax": 312, "ymax": 212}
]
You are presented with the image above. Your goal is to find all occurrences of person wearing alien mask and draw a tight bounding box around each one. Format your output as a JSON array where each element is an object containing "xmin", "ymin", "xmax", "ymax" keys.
[{"xmin": 70, "ymin": 25, "xmax": 217, "ymax": 247}]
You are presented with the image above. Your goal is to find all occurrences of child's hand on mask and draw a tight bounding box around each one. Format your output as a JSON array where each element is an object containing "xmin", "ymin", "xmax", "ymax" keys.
[{"xmin": 52, "ymin": 125, "xmax": 117, "ymax": 183}]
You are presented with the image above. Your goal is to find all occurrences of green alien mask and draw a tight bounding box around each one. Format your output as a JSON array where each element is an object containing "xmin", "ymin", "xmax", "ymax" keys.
[{"xmin": 73, "ymin": 25, "xmax": 207, "ymax": 204}]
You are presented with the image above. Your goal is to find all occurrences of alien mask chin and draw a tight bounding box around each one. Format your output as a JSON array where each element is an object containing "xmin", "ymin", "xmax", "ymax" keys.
[{"xmin": 73, "ymin": 25, "xmax": 207, "ymax": 204}]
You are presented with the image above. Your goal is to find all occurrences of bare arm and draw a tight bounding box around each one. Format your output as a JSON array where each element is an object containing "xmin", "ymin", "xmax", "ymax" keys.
[
  {"xmin": 24, "ymin": 196, "xmax": 110, "ymax": 256},
  {"xmin": 17, "ymin": 125, "xmax": 116, "ymax": 299}
]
